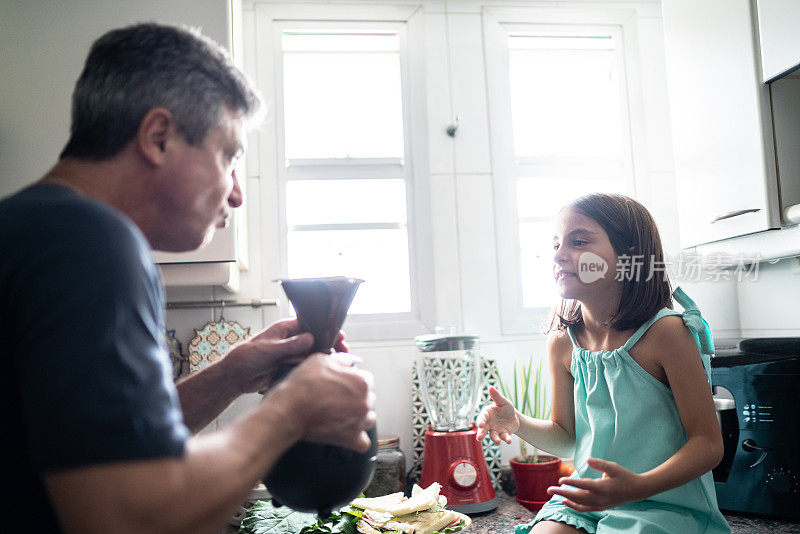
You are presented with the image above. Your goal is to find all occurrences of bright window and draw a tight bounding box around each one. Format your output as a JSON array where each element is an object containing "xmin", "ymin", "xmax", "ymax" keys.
[
  {"xmin": 282, "ymin": 31, "xmax": 404, "ymax": 159},
  {"xmin": 511, "ymin": 32, "xmax": 630, "ymax": 310},
  {"xmin": 279, "ymin": 28, "xmax": 413, "ymax": 316},
  {"xmin": 486, "ymin": 20, "xmax": 637, "ymax": 333}
]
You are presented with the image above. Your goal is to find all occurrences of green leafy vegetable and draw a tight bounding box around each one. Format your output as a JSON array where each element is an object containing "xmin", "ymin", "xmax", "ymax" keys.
[{"xmin": 240, "ymin": 500, "xmax": 363, "ymax": 534}]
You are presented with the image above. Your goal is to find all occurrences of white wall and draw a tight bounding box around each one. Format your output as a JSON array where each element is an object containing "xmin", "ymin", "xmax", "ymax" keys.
[{"xmin": 736, "ymin": 259, "xmax": 800, "ymax": 337}]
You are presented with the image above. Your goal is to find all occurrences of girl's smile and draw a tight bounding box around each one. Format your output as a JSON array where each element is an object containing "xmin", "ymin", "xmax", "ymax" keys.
[{"xmin": 554, "ymin": 270, "xmax": 576, "ymax": 281}]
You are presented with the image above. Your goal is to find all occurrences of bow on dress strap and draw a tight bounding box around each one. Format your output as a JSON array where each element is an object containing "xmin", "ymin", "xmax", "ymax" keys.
[{"xmin": 673, "ymin": 286, "xmax": 715, "ymax": 386}]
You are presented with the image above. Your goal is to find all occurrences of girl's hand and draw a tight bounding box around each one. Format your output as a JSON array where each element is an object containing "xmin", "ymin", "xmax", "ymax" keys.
[
  {"xmin": 546, "ymin": 457, "xmax": 646, "ymax": 512},
  {"xmin": 475, "ymin": 387, "xmax": 520, "ymax": 445}
]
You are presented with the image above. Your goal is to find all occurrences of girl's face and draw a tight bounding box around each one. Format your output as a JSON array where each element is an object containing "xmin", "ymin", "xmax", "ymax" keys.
[{"xmin": 552, "ymin": 208, "xmax": 621, "ymax": 301}]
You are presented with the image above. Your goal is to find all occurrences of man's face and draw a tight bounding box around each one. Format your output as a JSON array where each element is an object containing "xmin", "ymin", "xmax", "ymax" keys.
[{"xmin": 157, "ymin": 108, "xmax": 245, "ymax": 252}]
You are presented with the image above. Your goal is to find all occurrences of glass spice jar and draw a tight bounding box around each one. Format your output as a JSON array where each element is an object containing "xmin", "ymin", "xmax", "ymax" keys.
[{"xmin": 364, "ymin": 436, "xmax": 406, "ymax": 497}]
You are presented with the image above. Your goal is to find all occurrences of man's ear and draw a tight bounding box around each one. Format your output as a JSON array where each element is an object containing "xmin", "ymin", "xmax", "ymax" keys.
[{"xmin": 136, "ymin": 108, "xmax": 174, "ymax": 166}]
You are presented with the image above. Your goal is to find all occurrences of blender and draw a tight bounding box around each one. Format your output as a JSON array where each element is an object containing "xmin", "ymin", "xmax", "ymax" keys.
[
  {"xmin": 264, "ymin": 277, "xmax": 377, "ymax": 517},
  {"xmin": 414, "ymin": 333, "xmax": 498, "ymax": 513}
]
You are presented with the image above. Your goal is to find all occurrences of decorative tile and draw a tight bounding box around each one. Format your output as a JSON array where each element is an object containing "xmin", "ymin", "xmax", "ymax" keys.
[
  {"xmin": 163, "ymin": 328, "xmax": 187, "ymax": 381},
  {"xmin": 188, "ymin": 319, "xmax": 251, "ymax": 373}
]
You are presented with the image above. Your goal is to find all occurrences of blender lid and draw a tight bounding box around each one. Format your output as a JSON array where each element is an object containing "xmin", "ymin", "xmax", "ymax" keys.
[{"xmin": 415, "ymin": 333, "xmax": 479, "ymax": 351}]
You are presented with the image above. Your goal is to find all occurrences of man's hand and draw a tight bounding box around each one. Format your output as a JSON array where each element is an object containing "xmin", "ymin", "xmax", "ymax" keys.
[
  {"xmin": 221, "ymin": 318, "xmax": 349, "ymax": 394},
  {"xmin": 475, "ymin": 387, "xmax": 520, "ymax": 445},
  {"xmin": 546, "ymin": 457, "xmax": 646, "ymax": 512},
  {"xmin": 267, "ymin": 353, "xmax": 376, "ymax": 453}
]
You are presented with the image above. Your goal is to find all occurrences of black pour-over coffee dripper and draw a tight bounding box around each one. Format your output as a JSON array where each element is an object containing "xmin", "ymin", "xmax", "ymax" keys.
[{"xmin": 264, "ymin": 277, "xmax": 377, "ymax": 518}]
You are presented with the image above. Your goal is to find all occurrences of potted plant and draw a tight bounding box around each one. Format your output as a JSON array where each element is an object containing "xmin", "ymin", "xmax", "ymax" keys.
[{"xmin": 496, "ymin": 356, "xmax": 563, "ymax": 511}]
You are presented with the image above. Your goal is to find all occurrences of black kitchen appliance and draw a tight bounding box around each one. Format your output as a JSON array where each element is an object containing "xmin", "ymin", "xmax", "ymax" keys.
[{"xmin": 711, "ymin": 337, "xmax": 800, "ymax": 519}]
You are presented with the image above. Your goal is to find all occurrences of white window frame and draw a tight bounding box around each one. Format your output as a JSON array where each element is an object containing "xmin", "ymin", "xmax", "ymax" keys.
[
  {"xmin": 483, "ymin": 6, "xmax": 646, "ymax": 335},
  {"xmin": 249, "ymin": 3, "xmax": 435, "ymax": 340}
]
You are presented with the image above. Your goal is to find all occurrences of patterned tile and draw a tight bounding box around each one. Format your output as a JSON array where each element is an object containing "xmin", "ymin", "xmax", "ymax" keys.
[
  {"xmin": 188, "ymin": 319, "xmax": 250, "ymax": 373},
  {"xmin": 163, "ymin": 328, "xmax": 188, "ymax": 381}
]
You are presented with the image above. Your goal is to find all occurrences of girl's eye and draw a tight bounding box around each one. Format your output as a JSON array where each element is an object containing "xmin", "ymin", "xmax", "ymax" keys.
[
  {"xmin": 572, "ymin": 240, "xmax": 587, "ymax": 246},
  {"xmin": 553, "ymin": 243, "xmax": 560, "ymax": 251}
]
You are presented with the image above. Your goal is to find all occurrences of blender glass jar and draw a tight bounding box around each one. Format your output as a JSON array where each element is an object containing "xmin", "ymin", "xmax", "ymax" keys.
[{"xmin": 414, "ymin": 334, "xmax": 482, "ymax": 431}]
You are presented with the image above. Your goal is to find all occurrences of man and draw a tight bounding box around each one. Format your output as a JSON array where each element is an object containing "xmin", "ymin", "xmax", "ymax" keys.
[{"xmin": 0, "ymin": 23, "xmax": 376, "ymax": 533}]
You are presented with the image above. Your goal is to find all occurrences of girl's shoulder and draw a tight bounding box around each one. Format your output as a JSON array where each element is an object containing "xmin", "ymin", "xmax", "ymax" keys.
[
  {"xmin": 641, "ymin": 314, "xmax": 690, "ymax": 344},
  {"xmin": 546, "ymin": 327, "xmax": 572, "ymax": 349},
  {"xmin": 632, "ymin": 313, "xmax": 699, "ymax": 365},
  {"xmin": 546, "ymin": 329, "xmax": 574, "ymax": 371}
]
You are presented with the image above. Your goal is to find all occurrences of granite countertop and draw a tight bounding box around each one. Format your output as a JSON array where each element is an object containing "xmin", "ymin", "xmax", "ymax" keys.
[{"xmin": 223, "ymin": 491, "xmax": 800, "ymax": 533}]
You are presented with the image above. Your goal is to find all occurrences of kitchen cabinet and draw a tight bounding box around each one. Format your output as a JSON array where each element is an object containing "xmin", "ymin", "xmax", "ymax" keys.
[
  {"xmin": 154, "ymin": 215, "xmax": 247, "ymax": 291},
  {"xmin": 769, "ymin": 74, "xmax": 800, "ymax": 226},
  {"xmin": 755, "ymin": 0, "xmax": 800, "ymax": 82},
  {"xmin": 662, "ymin": 0, "xmax": 781, "ymax": 249}
]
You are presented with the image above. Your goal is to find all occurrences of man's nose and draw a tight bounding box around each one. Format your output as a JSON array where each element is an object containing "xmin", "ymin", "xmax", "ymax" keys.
[{"xmin": 228, "ymin": 168, "xmax": 244, "ymax": 208}]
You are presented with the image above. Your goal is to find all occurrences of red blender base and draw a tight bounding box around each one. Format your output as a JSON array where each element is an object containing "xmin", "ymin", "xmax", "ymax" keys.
[{"xmin": 420, "ymin": 425, "xmax": 498, "ymax": 513}]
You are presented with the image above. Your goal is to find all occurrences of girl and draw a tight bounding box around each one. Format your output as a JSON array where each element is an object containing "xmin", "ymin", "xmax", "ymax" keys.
[{"xmin": 477, "ymin": 193, "xmax": 730, "ymax": 533}]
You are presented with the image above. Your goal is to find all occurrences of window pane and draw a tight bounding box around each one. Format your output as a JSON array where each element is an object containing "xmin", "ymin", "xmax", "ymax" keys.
[
  {"xmin": 288, "ymin": 229, "xmax": 411, "ymax": 314},
  {"xmin": 516, "ymin": 177, "xmax": 626, "ymax": 219},
  {"xmin": 283, "ymin": 32, "xmax": 399, "ymax": 52},
  {"xmin": 508, "ymin": 35, "xmax": 624, "ymax": 159},
  {"xmin": 508, "ymin": 34, "xmax": 614, "ymax": 51},
  {"xmin": 283, "ymin": 33, "xmax": 404, "ymax": 159},
  {"xmin": 287, "ymin": 179, "xmax": 407, "ymax": 226},
  {"xmin": 519, "ymin": 221, "xmax": 560, "ymax": 309}
]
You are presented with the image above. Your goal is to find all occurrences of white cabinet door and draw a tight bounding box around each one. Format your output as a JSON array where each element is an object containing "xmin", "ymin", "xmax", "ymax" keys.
[
  {"xmin": 662, "ymin": 0, "xmax": 781, "ymax": 249},
  {"xmin": 756, "ymin": 0, "xmax": 800, "ymax": 82}
]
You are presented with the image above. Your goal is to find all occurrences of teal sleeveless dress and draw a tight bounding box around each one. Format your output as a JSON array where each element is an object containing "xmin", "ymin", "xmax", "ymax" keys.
[{"xmin": 516, "ymin": 287, "xmax": 730, "ymax": 534}]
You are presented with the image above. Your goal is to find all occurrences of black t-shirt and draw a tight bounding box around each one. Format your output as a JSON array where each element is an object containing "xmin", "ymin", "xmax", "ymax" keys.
[{"xmin": 0, "ymin": 184, "xmax": 189, "ymax": 532}]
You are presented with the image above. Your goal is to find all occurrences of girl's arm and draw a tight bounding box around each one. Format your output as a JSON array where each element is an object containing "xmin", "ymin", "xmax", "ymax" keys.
[
  {"xmin": 548, "ymin": 316, "xmax": 724, "ymax": 511},
  {"xmin": 634, "ymin": 316, "xmax": 724, "ymax": 492},
  {"xmin": 514, "ymin": 330, "xmax": 577, "ymax": 458}
]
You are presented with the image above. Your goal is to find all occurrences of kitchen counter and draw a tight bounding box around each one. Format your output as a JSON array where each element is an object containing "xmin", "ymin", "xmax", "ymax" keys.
[{"xmin": 224, "ymin": 491, "xmax": 800, "ymax": 533}]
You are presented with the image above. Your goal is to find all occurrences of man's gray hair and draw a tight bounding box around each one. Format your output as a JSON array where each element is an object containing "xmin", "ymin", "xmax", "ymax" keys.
[{"xmin": 60, "ymin": 22, "xmax": 261, "ymax": 160}]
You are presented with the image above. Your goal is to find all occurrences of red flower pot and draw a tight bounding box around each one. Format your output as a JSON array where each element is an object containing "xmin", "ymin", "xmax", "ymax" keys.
[{"xmin": 510, "ymin": 455, "xmax": 562, "ymax": 503}]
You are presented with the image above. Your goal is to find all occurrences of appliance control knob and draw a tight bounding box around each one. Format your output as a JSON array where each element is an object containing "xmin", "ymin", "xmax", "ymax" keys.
[
  {"xmin": 766, "ymin": 468, "xmax": 795, "ymax": 495},
  {"xmin": 450, "ymin": 461, "xmax": 478, "ymax": 488}
]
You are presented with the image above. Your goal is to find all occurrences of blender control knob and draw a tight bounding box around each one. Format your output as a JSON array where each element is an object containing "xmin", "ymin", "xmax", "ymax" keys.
[{"xmin": 450, "ymin": 461, "xmax": 478, "ymax": 488}]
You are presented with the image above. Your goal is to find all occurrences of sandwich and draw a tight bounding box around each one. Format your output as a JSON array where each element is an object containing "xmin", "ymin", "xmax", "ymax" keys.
[{"xmin": 350, "ymin": 483, "xmax": 471, "ymax": 534}]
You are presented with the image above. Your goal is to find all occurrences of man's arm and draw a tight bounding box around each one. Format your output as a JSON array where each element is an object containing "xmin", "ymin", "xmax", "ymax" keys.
[
  {"xmin": 177, "ymin": 319, "xmax": 313, "ymax": 432},
  {"xmin": 45, "ymin": 355, "xmax": 376, "ymax": 534}
]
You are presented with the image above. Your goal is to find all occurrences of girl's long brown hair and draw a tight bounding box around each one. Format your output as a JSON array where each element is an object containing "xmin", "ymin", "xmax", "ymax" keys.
[{"xmin": 545, "ymin": 193, "xmax": 673, "ymax": 334}]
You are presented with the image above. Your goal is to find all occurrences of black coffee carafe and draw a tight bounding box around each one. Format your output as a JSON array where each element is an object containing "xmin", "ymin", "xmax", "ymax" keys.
[{"xmin": 264, "ymin": 277, "xmax": 377, "ymax": 518}]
